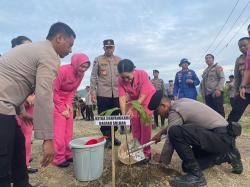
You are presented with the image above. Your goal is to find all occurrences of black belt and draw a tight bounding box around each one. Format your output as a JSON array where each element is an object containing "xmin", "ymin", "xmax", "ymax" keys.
[{"xmin": 212, "ymin": 126, "xmax": 228, "ymax": 134}]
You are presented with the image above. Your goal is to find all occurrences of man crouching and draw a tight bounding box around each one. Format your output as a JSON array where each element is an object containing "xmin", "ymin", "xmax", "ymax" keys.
[{"xmin": 149, "ymin": 93, "xmax": 243, "ymax": 187}]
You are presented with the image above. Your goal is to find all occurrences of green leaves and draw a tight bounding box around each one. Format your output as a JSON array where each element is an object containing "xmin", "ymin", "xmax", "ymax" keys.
[
  {"xmin": 99, "ymin": 102, "xmax": 151, "ymax": 124},
  {"xmin": 131, "ymin": 100, "xmax": 151, "ymax": 124},
  {"xmin": 100, "ymin": 107, "xmax": 120, "ymax": 116}
]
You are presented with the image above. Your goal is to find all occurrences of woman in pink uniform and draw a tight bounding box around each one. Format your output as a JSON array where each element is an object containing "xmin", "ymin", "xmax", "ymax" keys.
[
  {"xmin": 16, "ymin": 94, "xmax": 37, "ymax": 173},
  {"xmin": 53, "ymin": 53, "xmax": 90, "ymax": 167},
  {"xmin": 118, "ymin": 59, "xmax": 156, "ymax": 162}
]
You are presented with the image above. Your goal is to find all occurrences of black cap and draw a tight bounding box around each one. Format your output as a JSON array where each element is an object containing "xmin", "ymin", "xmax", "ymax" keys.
[
  {"xmin": 169, "ymin": 80, "xmax": 173, "ymax": 82},
  {"xmin": 229, "ymin": 75, "xmax": 234, "ymax": 79},
  {"xmin": 148, "ymin": 91, "xmax": 163, "ymax": 110},
  {"xmin": 103, "ymin": 39, "xmax": 115, "ymax": 47},
  {"xmin": 153, "ymin": 70, "xmax": 159, "ymax": 73}
]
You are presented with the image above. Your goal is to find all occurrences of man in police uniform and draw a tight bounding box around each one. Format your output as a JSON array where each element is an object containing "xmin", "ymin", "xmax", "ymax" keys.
[
  {"xmin": 227, "ymin": 75, "xmax": 235, "ymax": 108},
  {"xmin": 173, "ymin": 58, "xmax": 200, "ymax": 100},
  {"xmin": 167, "ymin": 80, "xmax": 174, "ymax": 100},
  {"xmin": 151, "ymin": 70, "xmax": 166, "ymax": 127},
  {"xmin": 90, "ymin": 39, "xmax": 121, "ymax": 148},
  {"xmin": 149, "ymin": 93, "xmax": 242, "ymax": 187},
  {"xmin": 200, "ymin": 54, "xmax": 225, "ymax": 117},
  {"xmin": 228, "ymin": 37, "xmax": 250, "ymax": 123}
]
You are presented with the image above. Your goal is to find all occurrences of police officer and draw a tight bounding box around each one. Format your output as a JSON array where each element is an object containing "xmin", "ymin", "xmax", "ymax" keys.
[
  {"xmin": 227, "ymin": 75, "xmax": 235, "ymax": 108},
  {"xmin": 149, "ymin": 94, "xmax": 242, "ymax": 187},
  {"xmin": 200, "ymin": 54, "xmax": 225, "ymax": 117},
  {"xmin": 228, "ymin": 37, "xmax": 250, "ymax": 123},
  {"xmin": 151, "ymin": 70, "xmax": 165, "ymax": 127},
  {"xmin": 173, "ymin": 58, "xmax": 200, "ymax": 100},
  {"xmin": 167, "ymin": 80, "xmax": 174, "ymax": 100},
  {"xmin": 90, "ymin": 39, "xmax": 121, "ymax": 148}
]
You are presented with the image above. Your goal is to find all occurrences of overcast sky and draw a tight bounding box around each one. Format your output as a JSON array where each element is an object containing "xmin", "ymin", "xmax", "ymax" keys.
[{"xmin": 0, "ymin": 0, "xmax": 249, "ymax": 89}]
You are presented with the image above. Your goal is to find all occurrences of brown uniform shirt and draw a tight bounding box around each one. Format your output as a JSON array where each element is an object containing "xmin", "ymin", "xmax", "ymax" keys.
[
  {"xmin": 234, "ymin": 54, "xmax": 250, "ymax": 94},
  {"xmin": 200, "ymin": 63, "xmax": 225, "ymax": 96},
  {"xmin": 160, "ymin": 98, "xmax": 228, "ymax": 164},
  {"xmin": 90, "ymin": 54, "xmax": 121, "ymax": 98},
  {"xmin": 0, "ymin": 41, "xmax": 59, "ymax": 140},
  {"xmin": 151, "ymin": 78, "xmax": 165, "ymax": 95}
]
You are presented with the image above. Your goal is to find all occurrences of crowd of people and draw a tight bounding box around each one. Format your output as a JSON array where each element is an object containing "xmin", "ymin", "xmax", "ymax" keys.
[{"xmin": 0, "ymin": 21, "xmax": 249, "ymax": 187}]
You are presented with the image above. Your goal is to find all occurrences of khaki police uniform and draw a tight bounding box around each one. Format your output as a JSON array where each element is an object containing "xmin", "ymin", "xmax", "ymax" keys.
[
  {"xmin": 159, "ymin": 98, "xmax": 241, "ymax": 174},
  {"xmin": 90, "ymin": 39, "xmax": 121, "ymax": 140},
  {"xmin": 228, "ymin": 54, "xmax": 250, "ymax": 123},
  {"xmin": 200, "ymin": 63, "xmax": 225, "ymax": 117}
]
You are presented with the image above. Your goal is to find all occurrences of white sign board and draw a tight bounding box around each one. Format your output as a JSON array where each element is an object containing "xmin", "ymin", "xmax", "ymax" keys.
[{"xmin": 94, "ymin": 115, "xmax": 131, "ymax": 126}]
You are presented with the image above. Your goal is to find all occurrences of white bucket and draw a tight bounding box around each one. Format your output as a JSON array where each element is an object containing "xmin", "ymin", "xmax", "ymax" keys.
[{"xmin": 69, "ymin": 137, "xmax": 106, "ymax": 181}]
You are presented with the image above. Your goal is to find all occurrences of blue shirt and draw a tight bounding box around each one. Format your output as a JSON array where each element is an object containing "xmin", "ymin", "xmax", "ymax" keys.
[{"xmin": 173, "ymin": 69, "xmax": 200, "ymax": 100}]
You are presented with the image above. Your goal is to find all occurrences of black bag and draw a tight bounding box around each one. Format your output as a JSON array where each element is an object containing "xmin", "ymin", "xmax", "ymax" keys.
[{"xmin": 227, "ymin": 122, "xmax": 242, "ymax": 137}]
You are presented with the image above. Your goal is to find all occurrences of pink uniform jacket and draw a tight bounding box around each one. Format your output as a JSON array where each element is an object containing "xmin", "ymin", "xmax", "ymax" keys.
[
  {"xmin": 118, "ymin": 69, "xmax": 156, "ymax": 115},
  {"xmin": 54, "ymin": 53, "xmax": 90, "ymax": 112},
  {"xmin": 53, "ymin": 53, "xmax": 90, "ymax": 165}
]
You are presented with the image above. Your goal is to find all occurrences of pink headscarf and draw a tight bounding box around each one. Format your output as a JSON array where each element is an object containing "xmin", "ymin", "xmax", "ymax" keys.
[{"xmin": 71, "ymin": 53, "xmax": 90, "ymax": 76}]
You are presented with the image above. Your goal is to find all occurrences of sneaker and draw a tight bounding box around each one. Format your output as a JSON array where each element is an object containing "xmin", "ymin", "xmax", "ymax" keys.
[{"xmin": 57, "ymin": 161, "xmax": 70, "ymax": 168}]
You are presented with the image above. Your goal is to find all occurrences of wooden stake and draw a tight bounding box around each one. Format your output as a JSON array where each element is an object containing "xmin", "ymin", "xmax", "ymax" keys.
[{"xmin": 111, "ymin": 125, "xmax": 115, "ymax": 187}]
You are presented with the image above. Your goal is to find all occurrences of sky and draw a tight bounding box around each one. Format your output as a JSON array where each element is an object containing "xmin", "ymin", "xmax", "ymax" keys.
[{"xmin": 0, "ymin": 0, "xmax": 249, "ymax": 90}]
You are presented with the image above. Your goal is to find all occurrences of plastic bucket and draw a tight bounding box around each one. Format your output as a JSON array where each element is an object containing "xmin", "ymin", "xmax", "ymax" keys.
[{"xmin": 69, "ymin": 137, "xmax": 106, "ymax": 181}]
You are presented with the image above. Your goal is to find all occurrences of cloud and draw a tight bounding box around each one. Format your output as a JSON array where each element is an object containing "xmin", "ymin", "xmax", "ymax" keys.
[{"xmin": 0, "ymin": 0, "xmax": 249, "ymax": 90}]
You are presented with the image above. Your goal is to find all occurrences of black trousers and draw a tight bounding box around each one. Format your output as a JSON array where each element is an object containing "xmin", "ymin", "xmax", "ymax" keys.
[
  {"xmin": 153, "ymin": 110, "xmax": 165, "ymax": 126},
  {"xmin": 0, "ymin": 114, "xmax": 28, "ymax": 187},
  {"xmin": 228, "ymin": 93, "xmax": 250, "ymax": 123},
  {"xmin": 97, "ymin": 96, "xmax": 120, "ymax": 138},
  {"xmin": 86, "ymin": 105, "xmax": 94, "ymax": 120},
  {"xmin": 80, "ymin": 106, "xmax": 86, "ymax": 119},
  {"xmin": 205, "ymin": 93, "xmax": 225, "ymax": 117},
  {"xmin": 168, "ymin": 125, "xmax": 233, "ymax": 171}
]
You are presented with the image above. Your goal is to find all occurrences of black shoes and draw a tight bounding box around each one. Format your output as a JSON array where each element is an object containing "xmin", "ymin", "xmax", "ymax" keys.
[
  {"xmin": 105, "ymin": 138, "xmax": 121, "ymax": 149},
  {"xmin": 215, "ymin": 148, "xmax": 243, "ymax": 174},
  {"xmin": 27, "ymin": 167, "xmax": 38, "ymax": 174},
  {"xmin": 57, "ymin": 161, "xmax": 70, "ymax": 168},
  {"xmin": 172, "ymin": 173, "xmax": 207, "ymax": 187},
  {"xmin": 67, "ymin": 158, "xmax": 73, "ymax": 162}
]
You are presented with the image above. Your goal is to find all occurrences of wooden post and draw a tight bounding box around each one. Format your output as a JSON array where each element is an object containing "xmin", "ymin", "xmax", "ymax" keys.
[{"xmin": 111, "ymin": 125, "xmax": 115, "ymax": 187}]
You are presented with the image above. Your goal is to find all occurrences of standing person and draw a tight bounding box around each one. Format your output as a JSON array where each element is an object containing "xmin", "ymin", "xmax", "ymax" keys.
[
  {"xmin": 0, "ymin": 22, "xmax": 75, "ymax": 187},
  {"xmin": 53, "ymin": 53, "xmax": 90, "ymax": 167},
  {"xmin": 228, "ymin": 37, "xmax": 250, "ymax": 123},
  {"xmin": 200, "ymin": 54, "xmax": 225, "ymax": 117},
  {"xmin": 239, "ymin": 26, "xmax": 250, "ymax": 99},
  {"xmin": 150, "ymin": 95, "xmax": 242, "ymax": 187},
  {"xmin": 173, "ymin": 58, "xmax": 200, "ymax": 100},
  {"xmin": 151, "ymin": 70, "xmax": 165, "ymax": 128},
  {"xmin": 11, "ymin": 36, "xmax": 32, "ymax": 48},
  {"xmin": 11, "ymin": 35, "xmax": 37, "ymax": 173},
  {"xmin": 167, "ymin": 80, "xmax": 174, "ymax": 100},
  {"xmin": 85, "ymin": 86, "xmax": 94, "ymax": 121},
  {"xmin": 90, "ymin": 39, "xmax": 121, "ymax": 148},
  {"xmin": 16, "ymin": 95, "xmax": 38, "ymax": 174},
  {"xmin": 79, "ymin": 99, "xmax": 86, "ymax": 120},
  {"xmin": 118, "ymin": 59, "xmax": 156, "ymax": 162},
  {"xmin": 227, "ymin": 75, "xmax": 235, "ymax": 108}
]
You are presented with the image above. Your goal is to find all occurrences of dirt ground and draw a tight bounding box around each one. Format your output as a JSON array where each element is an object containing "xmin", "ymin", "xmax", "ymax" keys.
[{"xmin": 29, "ymin": 107, "xmax": 250, "ymax": 187}]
